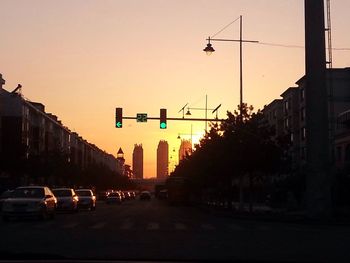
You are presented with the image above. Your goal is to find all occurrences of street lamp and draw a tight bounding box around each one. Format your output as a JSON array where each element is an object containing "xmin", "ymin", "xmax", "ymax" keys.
[
  {"xmin": 180, "ymin": 95, "xmax": 221, "ymax": 132},
  {"xmin": 203, "ymin": 15, "xmax": 259, "ymax": 120}
]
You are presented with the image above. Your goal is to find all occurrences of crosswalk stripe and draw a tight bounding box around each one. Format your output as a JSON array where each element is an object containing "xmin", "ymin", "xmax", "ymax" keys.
[
  {"xmin": 147, "ymin": 222, "xmax": 159, "ymax": 230},
  {"xmin": 175, "ymin": 223, "xmax": 187, "ymax": 230},
  {"xmin": 90, "ymin": 222, "xmax": 106, "ymax": 229}
]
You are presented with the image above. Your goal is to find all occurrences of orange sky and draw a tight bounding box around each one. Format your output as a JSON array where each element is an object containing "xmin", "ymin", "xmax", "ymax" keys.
[{"xmin": 1, "ymin": 0, "xmax": 349, "ymax": 178}]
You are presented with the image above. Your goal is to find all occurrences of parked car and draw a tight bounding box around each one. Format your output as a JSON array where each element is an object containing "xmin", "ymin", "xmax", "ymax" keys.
[
  {"xmin": 139, "ymin": 191, "xmax": 151, "ymax": 201},
  {"xmin": 0, "ymin": 190, "xmax": 13, "ymax": 212},
  {"xmin": 52, "ymin": 188, "xmax": 79, "ymax": 212},
  {"xmin": 75, "ymin": 189, "xmax": 96, "ymax": 210},
  {"xmin": 2, "ymin": 186, "xmax": 56, "ymax": 221},
  {"xmin": 106, "ymin": 192, "xmax": 122, "ymax": 204}
]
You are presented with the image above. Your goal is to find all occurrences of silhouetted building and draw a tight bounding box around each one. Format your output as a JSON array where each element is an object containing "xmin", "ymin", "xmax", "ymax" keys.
[
  {"xmin": 263, "ymin": 68, "xmax": 350, "ymax": 170},
  {"xmin": 157, "ymin": 140, "xmax": 168, "ymax": 179},
  {"xmin": 0, "ymin": 74, "xmax": 118, "ymax": 185},
  {"xmin": 133, "ymin": 144, "xmax": 143, "ymax": 179},
  {"xmin": 179, "ymin": 139, "xmax": 192, "ymax": 162}
]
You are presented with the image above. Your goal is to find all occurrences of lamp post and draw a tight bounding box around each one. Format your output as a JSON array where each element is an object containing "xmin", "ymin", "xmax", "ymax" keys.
[
  {"xmin": 181, "ymin": 95, "xmax": 221, "ymax": 132},
  {"xmin": 203, "ymin": 16, "xmax": 258, "ymax": 211},
  {"xmin": 203, "ymin": 16, "xmax": 258, "ymax": 120}
]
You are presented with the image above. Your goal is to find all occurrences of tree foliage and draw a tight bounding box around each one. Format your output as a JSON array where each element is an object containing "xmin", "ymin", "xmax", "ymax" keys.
[{"xmin": 171, "ymin": 104, "xmax": 289, "ymax": 200}]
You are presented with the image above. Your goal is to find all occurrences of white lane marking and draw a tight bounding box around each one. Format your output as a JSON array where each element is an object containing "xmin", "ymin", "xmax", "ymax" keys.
[
  {"xmin": 201, "ymin": 223, "xmax": 215, "ymax": 230},
  {"xmin": 147, "ymin": 222, "xmax": 159, "ymax": 230},
  {"xmin": 62, "ymin": 222, "xmax": 78, "ymax": 229},
  {"xmin": 90, "ymin": 222, "xmax": 106, "ymax": 229},
  {"xmin": 120, "ymin": 222, "xmax": 133, "ymax": 230},
  {"xmin": 175, "ymin": 223, "xmax": 187, "ymax": 230}
]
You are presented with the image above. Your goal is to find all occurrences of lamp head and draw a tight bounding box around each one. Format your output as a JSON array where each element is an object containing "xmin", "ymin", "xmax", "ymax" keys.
[
  {"xmin": 203, "ymin": 37, "xmax": 215, "ymax": 55},
  {"xmin": 185, "ymin": 109, "xmax": 192, "ymax": 116}
]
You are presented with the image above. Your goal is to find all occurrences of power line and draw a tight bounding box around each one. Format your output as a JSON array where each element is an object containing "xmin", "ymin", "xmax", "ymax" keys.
[{"xmin": 211, "ymin": 17, "xmax": 240, "ymax": 38}]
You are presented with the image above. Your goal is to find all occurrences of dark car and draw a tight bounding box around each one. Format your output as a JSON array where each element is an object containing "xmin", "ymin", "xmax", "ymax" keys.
[
  {"xmin": 139, "ymin": 191, "xmax": 151, "ymax": 201},
  {"xmin": 75, "ymin": 189, "xmax": 96, "ymax": 210},
  {"xmin": 106, "ymin": 192, "xmax": 122, "ymax": 204},
  {"xmin": 52, "ymin": 188, "xmax": 79, "ymax": 212},
  {"xmin": 158, "ymin": 189, "xmax": 168, "ymax": 200}
]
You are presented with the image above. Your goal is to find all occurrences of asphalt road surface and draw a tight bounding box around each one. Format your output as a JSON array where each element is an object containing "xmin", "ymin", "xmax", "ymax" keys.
[{"xmin": 1, "ymin": 197, "xmax": 350, "ymax": 262}]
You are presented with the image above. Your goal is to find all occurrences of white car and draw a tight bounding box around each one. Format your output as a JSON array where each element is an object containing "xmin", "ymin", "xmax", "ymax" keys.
[
  {"xmin": 52, "ymin": 188, "xmax": 79, "ymax": 212},
  {"xmin": 75, "ymin": 189, "xmax": 96, "ymax": 210},
  {"xmin": 2, "ymin": 186, "xmax": 57, "ymax": 221}
]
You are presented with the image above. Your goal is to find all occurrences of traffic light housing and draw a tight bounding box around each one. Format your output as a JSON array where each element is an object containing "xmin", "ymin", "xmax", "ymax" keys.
[
  {"xmin": 116, "ymin": 108, "xmax": 123, "ymax": 128},
  {"xmin": 160, "ymin": 108, "xmax": 167, "ymax": 129}
]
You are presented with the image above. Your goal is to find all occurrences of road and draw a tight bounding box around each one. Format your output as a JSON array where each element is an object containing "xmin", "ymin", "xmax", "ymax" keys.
[{"xmin": 1, "ymin": 197, "xmax": 350, "ymax": 262}]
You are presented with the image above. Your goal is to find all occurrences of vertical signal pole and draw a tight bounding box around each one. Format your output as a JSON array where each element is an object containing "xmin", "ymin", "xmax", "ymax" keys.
[{"xmin": 304, "ymin": 0, "xmax": 331, "ymax": 219}]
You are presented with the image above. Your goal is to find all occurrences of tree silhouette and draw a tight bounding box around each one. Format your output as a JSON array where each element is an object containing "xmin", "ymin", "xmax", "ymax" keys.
[{"xmin": 172, "ymin": 103, "xmax": 288, "ymax": 212}]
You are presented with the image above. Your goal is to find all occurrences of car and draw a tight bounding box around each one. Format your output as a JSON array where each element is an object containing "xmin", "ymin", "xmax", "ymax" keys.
[
  {"xmin": 139, "ymin": 191, "xmax": 151, "ymax": 201},
  {"xmin": 129, "ymin": 191, "xmax": 136, "ymax": 199},
  {"xmin": 123, "ymin": 191, "xmax": 131, "ymax": 200},
  {"xmin": 2, "ymin": 186, "xmax": 56, "ymax": 221},
  {"xmin": 75, "ymin": 189, "xmax": 96, "ymax": 210},
  {"xmin": 52, "ymin": 188, "xmax": 79, "ymax": 212},
  {"xmin": 106, "ymin": 192, "xmax": 122, "ymax": 204},
  {"xmin": 119, "ymin": 191, "xmax": 126, "ymax": 201},
  {"xmin": 0, "ymin": 190, "xmax": 13, "ymax": 212},
  {"xmin": 158, "ymin": 189, "xmax": 168, "ymax": 200}
]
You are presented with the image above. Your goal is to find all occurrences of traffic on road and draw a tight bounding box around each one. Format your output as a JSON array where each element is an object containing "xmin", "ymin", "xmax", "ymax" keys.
[{"xmin": 0, "ymin": 185, "xmax": 139, "ymax": 221}]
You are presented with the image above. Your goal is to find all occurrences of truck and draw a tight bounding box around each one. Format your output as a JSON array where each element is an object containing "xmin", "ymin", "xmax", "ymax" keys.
[{"xmin": 166, "ymin": 176, "xmax": 189, "ymax": 205}]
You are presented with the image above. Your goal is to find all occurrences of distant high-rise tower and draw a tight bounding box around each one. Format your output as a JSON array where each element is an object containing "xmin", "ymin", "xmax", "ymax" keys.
[
  {"xmin": 179, "ymin": 139, "xmax": 192, "ymax": 162},
  {"xmin": 133, "ymin": 144, "xmax": 143, "ymax": 179},
  {"xmin": 157, "ymin": 140, "xmax": 169, "ymax": 179}
]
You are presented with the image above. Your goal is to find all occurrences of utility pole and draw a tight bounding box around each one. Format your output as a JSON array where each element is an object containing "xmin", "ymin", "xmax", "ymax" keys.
[{"xmin": 304, "ymin": 0, "xmax": 332, "ymax": 219}]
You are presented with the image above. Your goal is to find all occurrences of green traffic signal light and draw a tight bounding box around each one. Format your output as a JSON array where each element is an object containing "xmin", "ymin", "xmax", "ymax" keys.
[
  {"xmin": 116, "ymin": 108, "xmax": 123, "ymax": 128},
  {"xmin": 160, "ymin": 108, "xmax": 167, "ymax": 129}
]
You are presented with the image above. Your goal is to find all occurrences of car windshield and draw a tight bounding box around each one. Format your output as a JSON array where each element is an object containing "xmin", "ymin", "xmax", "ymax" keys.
[
  {"xmin": 12, "ymin": 188, "xmax": 45, "ymax": 199},
  {"xmin": 52, "ymin": 189, "xmax": 72, "ymax": 197},
  {"xmin": 75, "ymin": 191, "xmax": 91, "ymax": 197}
]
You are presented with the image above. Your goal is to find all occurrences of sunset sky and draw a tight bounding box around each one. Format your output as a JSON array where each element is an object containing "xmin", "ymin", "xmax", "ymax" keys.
[{"xmin": 1, "ymin": 0, "xmax": 349, "ymax": 178}]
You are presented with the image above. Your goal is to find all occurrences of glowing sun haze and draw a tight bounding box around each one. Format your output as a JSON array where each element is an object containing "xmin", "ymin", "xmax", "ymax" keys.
[{"xmin": 1, "ymin": 0, "xmax": 349, "ymax": 177}]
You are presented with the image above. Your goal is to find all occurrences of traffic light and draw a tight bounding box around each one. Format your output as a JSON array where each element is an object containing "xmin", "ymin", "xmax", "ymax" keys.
[
  {"xmin": 116, "ymin": 108, "xmax": 123, "ymax": 128},
  {"xmin": 160, "ymin": 108, "xmax": 167, "ymax": 129}
]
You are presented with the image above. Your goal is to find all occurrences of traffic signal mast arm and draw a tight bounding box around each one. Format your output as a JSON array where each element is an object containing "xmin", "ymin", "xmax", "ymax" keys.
[{"xmin": 122, "ymin": 116, "xmax": 225, "ymax": 122}]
